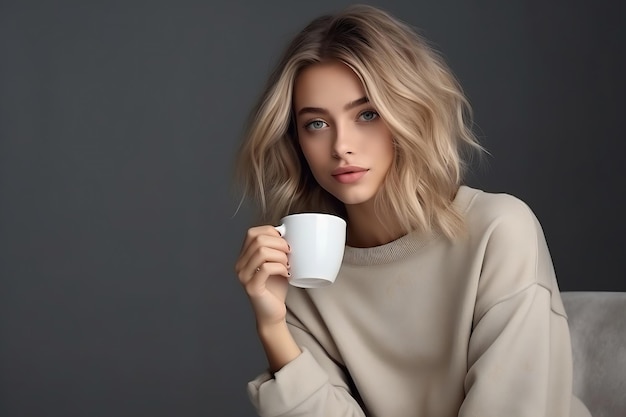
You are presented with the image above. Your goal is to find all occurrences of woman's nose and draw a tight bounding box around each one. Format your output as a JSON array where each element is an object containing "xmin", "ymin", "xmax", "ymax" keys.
[{"xmin": 331, "ymin": 123, "xmax": 355, "ymax": 158}]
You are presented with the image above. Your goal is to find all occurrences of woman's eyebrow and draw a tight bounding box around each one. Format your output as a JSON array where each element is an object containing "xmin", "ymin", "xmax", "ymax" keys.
[
  {"xmin": 344, "ymin": 96, "xmax": 369, "ymax": 110},
  {"xmin": 296, "ymin": 96, "xmax": 369, "ymax": 117}
]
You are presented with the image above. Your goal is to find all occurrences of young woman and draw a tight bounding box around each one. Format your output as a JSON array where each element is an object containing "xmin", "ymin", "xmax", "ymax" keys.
[{"xmin": 234, "ymin": 5, "xmax": 591, "ymax": 417}]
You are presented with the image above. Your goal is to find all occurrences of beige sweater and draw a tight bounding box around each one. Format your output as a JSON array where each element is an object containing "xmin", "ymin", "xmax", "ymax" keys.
[{"xmin": 247, "ymin": 186, "xmax": 591, "ymax": 417}]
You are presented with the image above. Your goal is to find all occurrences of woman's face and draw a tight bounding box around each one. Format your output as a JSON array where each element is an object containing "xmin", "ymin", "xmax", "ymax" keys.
[{"xmin": 293, "ymin": 61, "xmax": 394, "ymax": 208}]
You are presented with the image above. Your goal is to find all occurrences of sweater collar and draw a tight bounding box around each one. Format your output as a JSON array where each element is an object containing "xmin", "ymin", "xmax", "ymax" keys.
[{"xmin": 342, "ymin": 186, "xmax": 479, "ymax": 266}]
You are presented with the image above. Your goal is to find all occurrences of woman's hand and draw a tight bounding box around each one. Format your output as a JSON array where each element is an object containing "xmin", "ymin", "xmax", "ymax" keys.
[{"xmin": 235, "ymin": 225, "xmax": 291, "ymax": 328}]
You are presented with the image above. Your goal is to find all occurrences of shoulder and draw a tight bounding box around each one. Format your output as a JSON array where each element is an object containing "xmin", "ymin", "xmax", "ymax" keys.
[
  {"xmin": 456, "ymin": 186, "xmax": 542, "ymax": 247},
  {"xmin": 458, "ymin": 186, "xmax": 537, "ymax": 228},
  {"xmin": 456, "ymin": 187, "xmax": 564, "ymax": 316}
]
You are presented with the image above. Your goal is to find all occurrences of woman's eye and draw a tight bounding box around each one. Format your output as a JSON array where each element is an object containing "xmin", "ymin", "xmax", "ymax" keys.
[
  {"xmin": 359, "ymin": 110, "xmax": 379, "ymax": 122},
  {"xmin": 305, "ymin": 120, "xmax": 328, "ymax": 130}
]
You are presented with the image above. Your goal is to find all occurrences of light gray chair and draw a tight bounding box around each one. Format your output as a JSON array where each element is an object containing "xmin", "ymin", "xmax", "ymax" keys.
[{"xmin": 562, "ymin": 291, "xmax": 626, "ymax": 417}]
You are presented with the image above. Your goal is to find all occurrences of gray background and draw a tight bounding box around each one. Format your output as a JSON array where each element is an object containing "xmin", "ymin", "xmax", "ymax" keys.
[{"xmin": 0, "ymin": 0, "xmax": 623, "ymax": 416}]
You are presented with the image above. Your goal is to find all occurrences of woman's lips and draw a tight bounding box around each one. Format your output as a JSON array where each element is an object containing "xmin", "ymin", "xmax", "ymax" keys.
[{"xmin": 332, "ymin": 166, "xmax": 368, "ymax": 184}]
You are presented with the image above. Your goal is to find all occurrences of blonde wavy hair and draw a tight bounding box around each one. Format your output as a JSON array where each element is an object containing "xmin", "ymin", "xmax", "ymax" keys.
[{"xmin": 235, "ymin": 4, "xmax": 483, "ymax": 239}]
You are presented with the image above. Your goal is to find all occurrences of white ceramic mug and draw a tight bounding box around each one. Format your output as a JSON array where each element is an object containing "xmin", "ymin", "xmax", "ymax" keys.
[{"xmin": 274, "ymin": 213, "xmax": 346, "ymax": 288}]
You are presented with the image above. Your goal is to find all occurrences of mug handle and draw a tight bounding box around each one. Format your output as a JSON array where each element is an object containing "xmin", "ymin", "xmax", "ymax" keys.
[{"xmin": 274, "ymin": 224, "xmax": 286, "ymax": 237}]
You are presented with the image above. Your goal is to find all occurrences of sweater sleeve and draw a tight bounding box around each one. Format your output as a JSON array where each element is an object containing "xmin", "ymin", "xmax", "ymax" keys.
[
  {"xmin": 460, "ymin": 196, "xmax": 588, "ymax": 417},
  {"xmin": 247, "ymin": 319, "xmax": 366, "ymax": 417}
]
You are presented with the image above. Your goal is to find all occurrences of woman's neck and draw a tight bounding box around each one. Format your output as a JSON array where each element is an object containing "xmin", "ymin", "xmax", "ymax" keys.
[{"xmin": 344, "ymin": 202, "xmax": 406, "ymax": 248}]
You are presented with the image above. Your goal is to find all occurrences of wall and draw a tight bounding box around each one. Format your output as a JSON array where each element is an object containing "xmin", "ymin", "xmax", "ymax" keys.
[{"xmin": 0, "ymin": 0, "xmax": 623, "ymax": 415}]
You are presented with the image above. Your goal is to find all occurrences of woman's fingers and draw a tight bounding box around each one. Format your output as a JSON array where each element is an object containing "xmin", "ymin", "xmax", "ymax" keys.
[
  {"xmin": 242, "ymin": 225, "xmax": 282, "ymax": 252},
  {"xmin": 237, "ymin": 246, "xmax": 289, "ymax": 285},
  {"xmin": 233, "ymin": 225, "xmax": 292, "ymax": 325},
  {"xmin": 235, "ymin": 226, "xmax": 289, "ymax": 277},
  {"xmin": 245, "ymin": 262, "xmax": 290, "ymax": 297}
]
